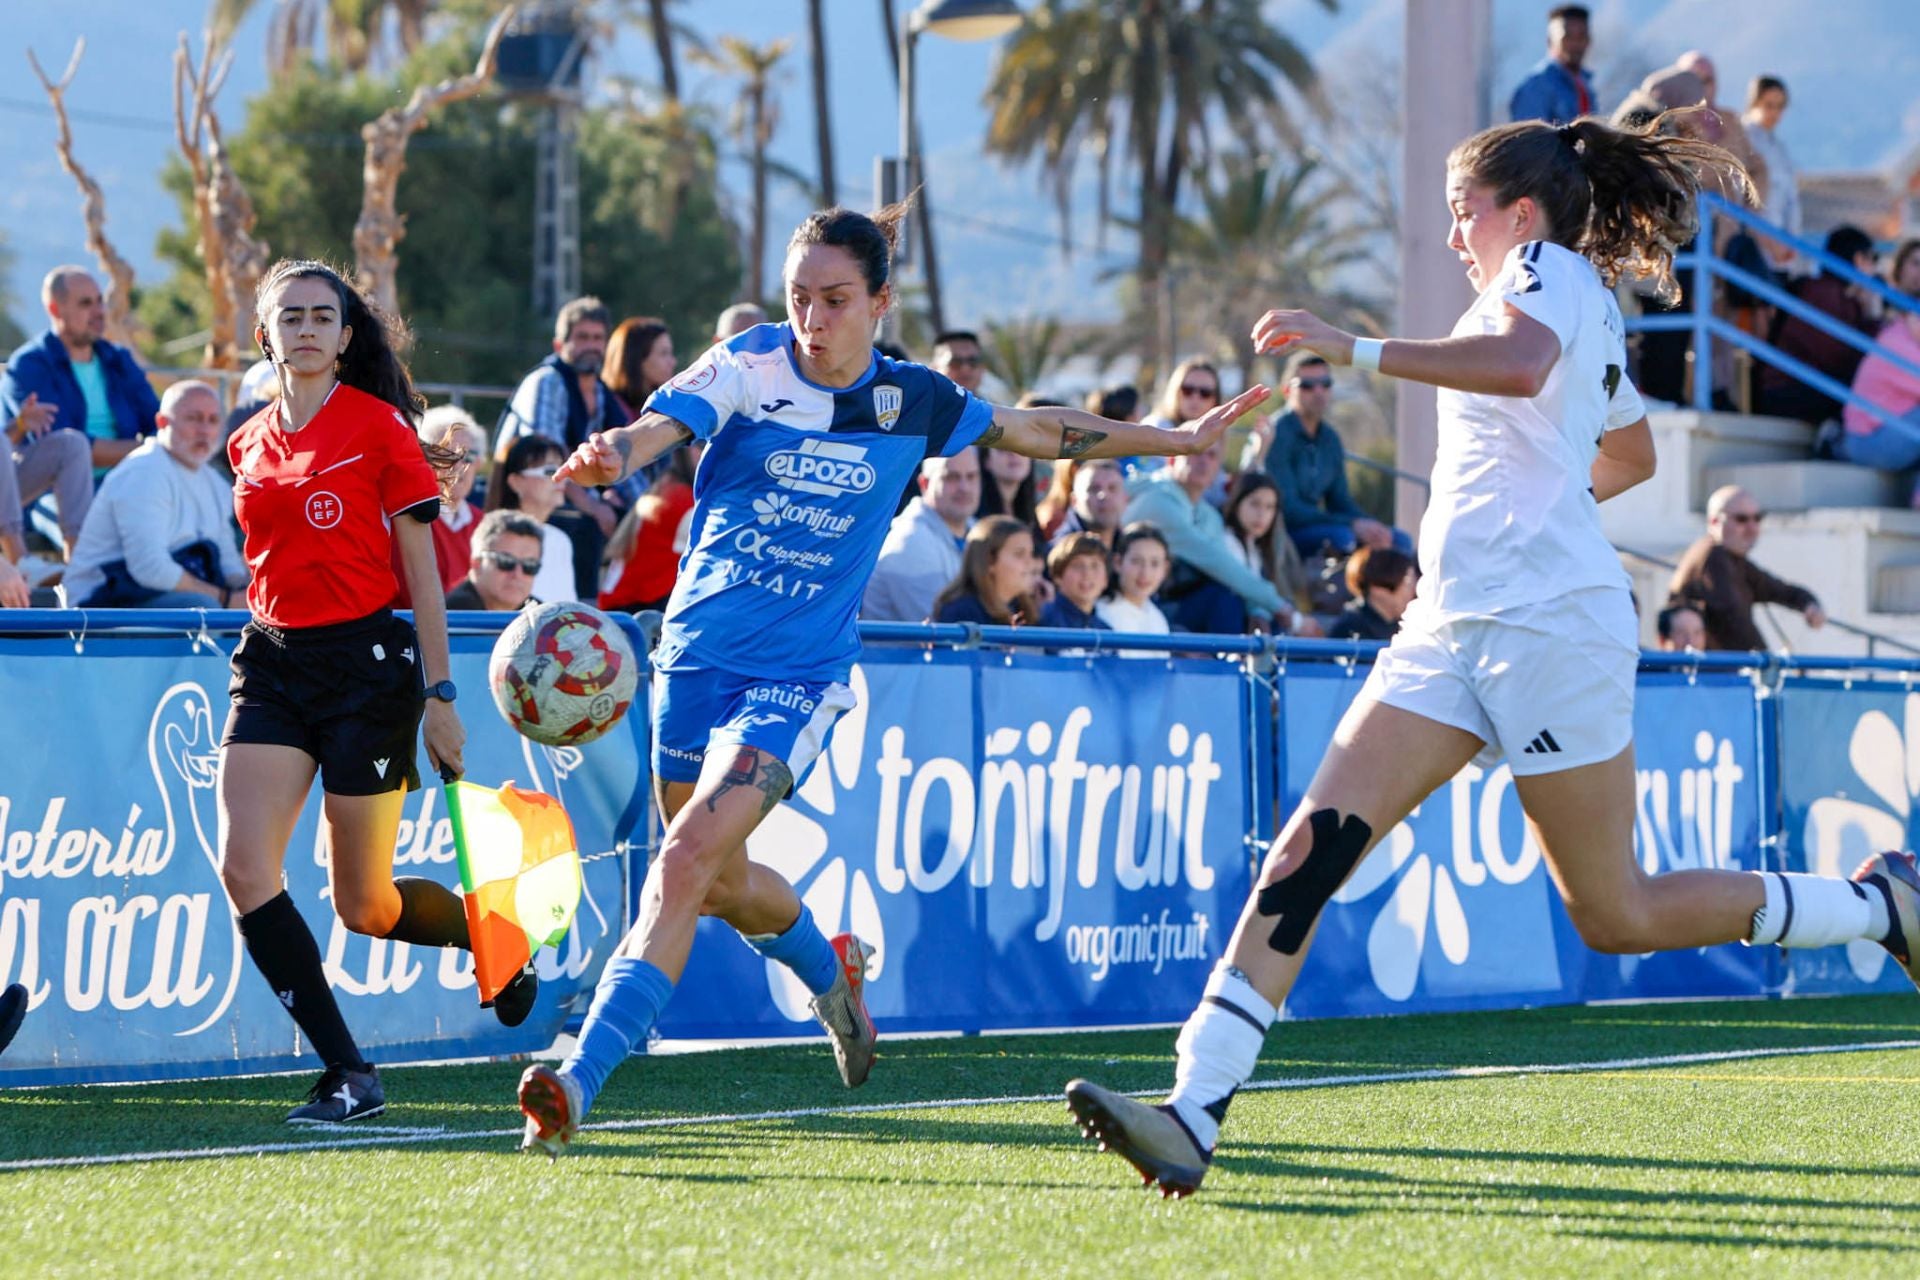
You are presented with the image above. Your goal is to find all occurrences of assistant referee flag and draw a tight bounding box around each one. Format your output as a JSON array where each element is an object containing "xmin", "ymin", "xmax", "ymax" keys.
[{"xmin": 445, "ymin": 780, "xmax": 583, "ymax": 1003}]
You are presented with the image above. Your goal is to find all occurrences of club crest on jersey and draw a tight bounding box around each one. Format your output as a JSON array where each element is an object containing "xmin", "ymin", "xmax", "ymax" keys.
[
  {"xmin": 305, "ymin": 491, "xmax": 343, "ymax": 529},
  {"xmin": 872, "ymin": 384, "xmax": 902, "ymax": 431},
  {"xmin": 765, "ymin": 438, "xmax": 877, "ymax": 497}
]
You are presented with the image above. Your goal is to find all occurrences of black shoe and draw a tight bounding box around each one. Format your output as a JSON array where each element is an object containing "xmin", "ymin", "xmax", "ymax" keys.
[
  {"xmin": 0, "ymin": 983, "xmax": 26, "ymax": 1057},
  {"xmin": 490, "ymin": 964, "xmax": 539, "ymax": 1028},
  {"xmin": 286, "ymin": 1064, "xmax": 386, "ymax": 1125}
]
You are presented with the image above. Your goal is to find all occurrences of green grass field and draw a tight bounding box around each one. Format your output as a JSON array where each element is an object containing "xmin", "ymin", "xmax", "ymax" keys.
[{"xmin": 6, "ymin": 995, "xmax": 1920, "ymax": 1278}]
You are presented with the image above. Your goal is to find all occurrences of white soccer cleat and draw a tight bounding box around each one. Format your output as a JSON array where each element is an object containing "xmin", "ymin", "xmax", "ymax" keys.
[
  {"xmin": 809, "ymin": 934, "xmax": 878, "ymax": 1088},
  {"xmin": 1065, "ymin": 1079, "xmax": 1212, "ymax": 1198},
  {"xmin": 1854, "ymin": 850, "xmax": 1920, "ymax": 990}
]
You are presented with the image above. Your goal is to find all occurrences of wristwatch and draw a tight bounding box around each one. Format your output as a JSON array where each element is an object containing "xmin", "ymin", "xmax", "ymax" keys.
[{"xmin": 425, "ymin": 680, "xmax": 458, "ymax": 703}]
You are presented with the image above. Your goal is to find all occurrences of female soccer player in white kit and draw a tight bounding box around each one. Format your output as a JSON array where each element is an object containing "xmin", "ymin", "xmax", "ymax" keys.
[{"xmin": 1066, "ymin": 114, "xmax": 1920, "ymax": 1197}]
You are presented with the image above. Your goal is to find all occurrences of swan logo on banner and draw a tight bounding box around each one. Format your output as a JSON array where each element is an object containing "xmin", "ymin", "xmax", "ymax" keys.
[
  {"xmin": 1325, "ymin": 729, "xmax": 1748, "ymax": 1003},
  {"xmin": 0, "ymin": 681, "xmax": 243, "ymax": 1031},
  {"xmin": 1802, "ymin": 693, "xmax": 1920, "ymax": 983},
  {"xmin": 745, "ymin": 666, "xmax": 886, "ymax": 1023}
]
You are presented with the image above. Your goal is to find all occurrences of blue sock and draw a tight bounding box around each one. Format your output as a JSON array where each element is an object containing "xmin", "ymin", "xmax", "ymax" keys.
[
  {"xmin": 742, "ymin": 904, "xmax": 840, "ymax": 997},
  {"xmin": 560, "ymin": 957, "xmax": 674, "ymax": 1114}
]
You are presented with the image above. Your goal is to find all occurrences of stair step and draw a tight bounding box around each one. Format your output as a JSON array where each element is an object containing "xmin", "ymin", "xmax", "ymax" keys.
[
  {"xmin": 1701, "ymin": 460, "xmax": 1907, "ymax": 512},
  {"xmin": 1875, "ymin": 561, "xmax": 1920, "ymax": 613}
]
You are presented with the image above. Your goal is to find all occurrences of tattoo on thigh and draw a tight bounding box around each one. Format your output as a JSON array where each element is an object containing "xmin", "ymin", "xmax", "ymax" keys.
[
  {"xmin": 1059, "ymin": 425, "xmax": 1107, "ymax": 459},
  {"xmin": 705, "ymin": 747, "xmax": 794, "ymax": 817}
]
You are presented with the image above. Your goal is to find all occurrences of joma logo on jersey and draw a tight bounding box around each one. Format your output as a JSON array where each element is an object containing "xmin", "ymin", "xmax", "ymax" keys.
[{"xmin": 765, "ymin": 440, "xmax": 877, "ymax": 496}]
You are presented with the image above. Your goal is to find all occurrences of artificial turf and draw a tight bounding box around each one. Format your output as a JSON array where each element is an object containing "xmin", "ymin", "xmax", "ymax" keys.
[{"xmin": 4, "ymin": 994, "xmax": 1917, "ymax": 1278}]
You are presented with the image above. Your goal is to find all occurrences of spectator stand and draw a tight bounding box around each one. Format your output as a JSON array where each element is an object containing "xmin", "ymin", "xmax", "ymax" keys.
[{"xmin": 1613, "ymin": 194, "xmax": 1920, "ymax": 655}]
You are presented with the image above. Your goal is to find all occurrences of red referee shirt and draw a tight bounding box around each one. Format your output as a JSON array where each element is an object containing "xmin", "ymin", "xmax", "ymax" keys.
[{"xmin": 229, "ymin": 383, "xmax": 441, "ymax": 628}]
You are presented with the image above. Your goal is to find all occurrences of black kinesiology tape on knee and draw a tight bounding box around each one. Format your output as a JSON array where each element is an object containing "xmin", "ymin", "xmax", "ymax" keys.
[{"xmin": 1255, "ymin": 808, "xmax": 1372, "ymax": 955}]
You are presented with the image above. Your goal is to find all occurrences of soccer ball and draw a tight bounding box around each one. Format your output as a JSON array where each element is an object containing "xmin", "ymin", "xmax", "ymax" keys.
[{"xmin": 488, "ymin": 602, "xmax": 640, "ymax": 747}]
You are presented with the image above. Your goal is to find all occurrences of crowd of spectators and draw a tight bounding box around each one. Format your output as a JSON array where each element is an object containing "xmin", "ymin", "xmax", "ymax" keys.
[
  {"xmin": 861, "ymin": 350, "xmax": 1400, "ymax": 643},
  {"xmin": 0, "ymin": 263, "xmax": 1419, "ymax": 651},
  {"xmin": 1508, "ymin": 9, "xmax": 1920, "ymax": 498}
]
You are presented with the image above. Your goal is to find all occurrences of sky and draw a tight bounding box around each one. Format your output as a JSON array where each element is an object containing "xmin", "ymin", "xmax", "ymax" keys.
[{"xmin": 3, "ymin": 1, "xmax": 1917, "ymax": 366}]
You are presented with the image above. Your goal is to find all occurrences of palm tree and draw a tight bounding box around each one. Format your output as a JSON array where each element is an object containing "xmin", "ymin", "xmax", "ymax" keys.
[
  {"xmin": 981, "ymin": 314, "xmax": 1097, "ymax": 400},
  {"xmin": 983, "ymin": 0, "xmax": 1330, "ymax": 379},
  {"xmin": 879, "ymin": 0, "xmax": 948, "ymax": 334},
  {"xmin": 210, "ymin": 0, "xmax": 442, "ymax": 74},
  {"xmin": 645, "ymin": 0, "xmax": 681, "ymax": 101},
  {"xmin": 806, "ymin": 0, "xmax": 837, "ymax": 206},
  {"xmin": 694, "ymin": 36, "xmax": 793, "ymax": 303},
  {"xmin": 1164, "ymin": 150, "xmax": 1382, "ymax": 385}
]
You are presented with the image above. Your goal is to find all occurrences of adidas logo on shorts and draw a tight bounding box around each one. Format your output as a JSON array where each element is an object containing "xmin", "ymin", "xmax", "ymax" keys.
[{"xmin": 1522, "ymin": 730, "xmax": 1564, "ymax": 755}]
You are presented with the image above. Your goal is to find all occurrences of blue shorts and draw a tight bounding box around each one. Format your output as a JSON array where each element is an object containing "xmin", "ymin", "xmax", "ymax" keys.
[{"xmin": 651, "ymin": 665, "xmax": 856, "ymax": 792}]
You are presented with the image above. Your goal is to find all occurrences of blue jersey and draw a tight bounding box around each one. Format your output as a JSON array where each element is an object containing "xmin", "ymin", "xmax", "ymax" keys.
[{"xmin": 644, "ymin": 322, "xmax": 994, "ymax": 682}]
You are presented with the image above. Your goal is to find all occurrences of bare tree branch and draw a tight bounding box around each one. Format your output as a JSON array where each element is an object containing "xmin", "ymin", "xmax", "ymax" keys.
[
  {"xmin": 28, "ymin": 38, "xmax": 147, "ymax": 350},
  {"xmin": 174, "ymin": 32, "xmax": 240, "ymax": 369},
  {"xmin": 353, "ymin": 6, "xmax": 516, "ymax": 315}
]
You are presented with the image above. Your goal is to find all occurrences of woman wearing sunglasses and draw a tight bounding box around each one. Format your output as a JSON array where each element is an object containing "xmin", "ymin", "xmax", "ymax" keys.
[
  {"xmin": 388, "ymin": 404, "xmax": 489, "ymax": 607},
  {"xmin": 484, "ymin": 434, "xmax": 579, "ymax": 604}
]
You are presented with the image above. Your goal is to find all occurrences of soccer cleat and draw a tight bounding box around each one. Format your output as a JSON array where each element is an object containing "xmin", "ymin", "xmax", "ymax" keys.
[
  {"xmin": 1064, "ymin": 1079, "xmax": 1212, "ymax": 1198},
  {"xmin": 490, "ymin": 963, "xmax": 540, "ymax": 1028},
  {"xmin": 809, "ymin": 933, "xmax": 877, "ymax": 1088},
  {"xmin": 1854, "ymin": 850, "xmax": 1920, "ymax": 990},
  {"xmin": 518, "ymin": 1063, "xmax": 584, "ymax": 1159},
  {"xmin": 286, "ymin": 1064, "xmax": 385, "ymax": 1125}
]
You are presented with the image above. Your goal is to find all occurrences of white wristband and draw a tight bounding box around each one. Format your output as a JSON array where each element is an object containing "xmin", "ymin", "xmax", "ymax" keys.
[{"xmin": 1351, "ymin": 338, "xmax": 1384, "ymax": 372}]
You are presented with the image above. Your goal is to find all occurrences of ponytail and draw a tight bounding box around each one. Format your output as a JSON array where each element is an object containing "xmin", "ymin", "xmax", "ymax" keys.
[
  {"xmin": 786, "ymin": 194, "xmax": 915, "ymax": 294},
  {"xmin": 1448, "ymin": 114, "xmax": 1751, "ymax": 305},
  {"xmin": 255, "ymin": 258, "xmax": 463, "ymax": 498}
]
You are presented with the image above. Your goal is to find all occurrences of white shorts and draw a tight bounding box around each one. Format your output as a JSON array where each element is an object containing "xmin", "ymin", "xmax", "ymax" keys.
[{"xmin": 1357, "ymin": 588, "xmax": 1638, "ymax": 777}]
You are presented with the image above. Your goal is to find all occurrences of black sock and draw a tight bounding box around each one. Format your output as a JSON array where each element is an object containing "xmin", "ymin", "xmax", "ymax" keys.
[
  {"xmin": 386, "ymin": 876, "xmax": 473, "ymax": 949},
  {"xmin": 238, "ymin": 891, "xmax": 368, "ymax": 1072}
]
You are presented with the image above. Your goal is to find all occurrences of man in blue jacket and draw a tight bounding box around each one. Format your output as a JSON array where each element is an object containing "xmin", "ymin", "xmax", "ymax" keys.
[
  {"xmin": 1262, "ymin": 354, "xmax": 1410, "ymax": 560},
  {"xmin": 0, "ymin": 266, "xmax": 160, "ymax": 473},
  {"xmin": 1509, "ymin": 5, "xmax": 1596, "ymax": 125}
]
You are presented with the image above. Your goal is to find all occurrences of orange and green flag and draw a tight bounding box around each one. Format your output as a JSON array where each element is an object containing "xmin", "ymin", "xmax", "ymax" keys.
[{"xmin": 445, "ymin": 780, "xmax": 583, "ymax": 1004}]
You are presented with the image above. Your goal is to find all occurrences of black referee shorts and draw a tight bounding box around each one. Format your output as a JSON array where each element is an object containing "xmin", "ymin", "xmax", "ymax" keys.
[{"xmin": 222, "ymin": 609, "xmax": 426, "ymax": 796}]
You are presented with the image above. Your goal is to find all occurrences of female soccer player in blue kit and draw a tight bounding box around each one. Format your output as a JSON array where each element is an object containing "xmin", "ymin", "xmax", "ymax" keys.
[{"xmin": 515, "ymin": 202, "xmax": 1272, "ymax": 1154}]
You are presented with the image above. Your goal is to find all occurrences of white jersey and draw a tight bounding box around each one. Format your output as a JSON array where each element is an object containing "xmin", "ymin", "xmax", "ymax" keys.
[{"xmin": 1415, "ymin": 240, "xmax": 1646, "ymax": 620}]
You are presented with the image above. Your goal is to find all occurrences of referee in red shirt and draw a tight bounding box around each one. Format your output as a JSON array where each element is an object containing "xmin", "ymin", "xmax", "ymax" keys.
[{"xmin": 221, "ymin": 260, "xmax": 536, "ymax": 1124}]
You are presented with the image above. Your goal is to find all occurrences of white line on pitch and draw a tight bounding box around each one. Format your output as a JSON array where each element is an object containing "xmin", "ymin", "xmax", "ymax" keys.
[{"xmin": 4, "ymin": 1036, "xmax": 1917, "ymax": 1173}]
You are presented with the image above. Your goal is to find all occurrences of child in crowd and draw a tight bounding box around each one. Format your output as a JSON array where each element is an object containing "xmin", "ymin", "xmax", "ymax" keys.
[
  {"xmin": 1039, "ymin": 532, "xmax": 1113, "ymax": 631},
  {"xmin": 1095, "ymin": 521, "xmax": 1172, "ymax": 657}
]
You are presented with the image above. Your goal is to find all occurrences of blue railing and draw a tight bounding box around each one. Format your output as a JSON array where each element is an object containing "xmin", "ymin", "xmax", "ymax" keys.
[
  {"xmin": 1625, "ymin": 192, "xmax": 1920, "ymax": 431},
  {"xmin": 5, "ymin": 607, "xmax": 1917, "ymax": 673}
]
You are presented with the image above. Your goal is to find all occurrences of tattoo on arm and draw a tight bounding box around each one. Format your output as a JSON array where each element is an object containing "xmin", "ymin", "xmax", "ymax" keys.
[
  {"xmin": 612, "ymin": 434, "xmax": 634, "ymax": 482},
  {"xmin": 705, "ymin": 747, "xmax": 795, "ymax": 818},
  {"xmin": 1058, "ymin": 425, "xmax": 1107, "ymax": 459},
  {"xmin": 979, "ymin": 421, "xmax": 1005, "ymax": 447}
]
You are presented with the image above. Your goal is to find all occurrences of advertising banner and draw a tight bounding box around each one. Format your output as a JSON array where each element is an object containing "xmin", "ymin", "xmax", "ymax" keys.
[
  {"xmin": 1777, "ymin": 679, "xmax": 1920, "ymax": 997},
  {"xmin": 661, "ymin": 651, "xmax": 1256, "ymax": 1036},
  {"xmin": 0, "ymin": 625, "xmax": 641, "ymax": 1086},
  {"xmin": 1278, "ymin": 666, "xmax": 1770, "ymax": 1019}
]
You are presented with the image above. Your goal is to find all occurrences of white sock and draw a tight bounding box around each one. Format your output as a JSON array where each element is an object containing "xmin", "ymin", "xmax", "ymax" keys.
[
  {"xmin": 1745, "ymin": 872, "xmax": 1889, "ymax": 948},
  {"xmin": 1165, "ymin": 963, "xmax": 1276, "ymax": 1152}
]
